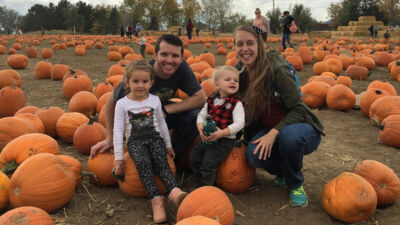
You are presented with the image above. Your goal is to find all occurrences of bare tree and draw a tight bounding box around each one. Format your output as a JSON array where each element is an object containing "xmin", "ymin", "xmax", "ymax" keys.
[
  {"xmin": 200, "ymin": 0, "xmax": 216, "ymax": 30},
  {"xmin": 182, "ymin": 0, "xmax": 201, "ymax": 24},
  {"xmin": 214, "ymin": 0, "xmax": 233, "ymax": 32}
]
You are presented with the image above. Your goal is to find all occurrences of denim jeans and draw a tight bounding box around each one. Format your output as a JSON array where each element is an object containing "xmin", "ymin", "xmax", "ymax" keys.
[
  {"xmin": 187, "ymin": 30, "xmax": 192, "ymax": 40},
  {"xmin": 282, "ymin": 32, "xmax": 291, "ymax": 50},
  {"xmin": 245, "ymin": 123, "xmax": 322, "ymax": 189},
  {"xmin": 165, "ymin": 108, "xmax": 200, "ymax": 156}
]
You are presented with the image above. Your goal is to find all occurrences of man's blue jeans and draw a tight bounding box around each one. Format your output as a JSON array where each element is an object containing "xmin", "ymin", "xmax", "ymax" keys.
[
  {"xmin": 282, "ymin": 32, "xmax": 291, "ymax": 49},
  {"xmin": 245, "ymin": 123, "xmax": 322, "ymax": 189}
]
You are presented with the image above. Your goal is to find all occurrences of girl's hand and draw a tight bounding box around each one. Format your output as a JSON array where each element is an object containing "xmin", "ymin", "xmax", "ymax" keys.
[
  {"xmin": 197, "ymin": 123, "xmax": 207, "ymax": 142},
  {"xmin": 252, "ymin": 129, "xmax": 280, "ymax": 160},
  {"xmin": 166, "ymin": 147, "xmax": 175, "ymax": 159},
  {"xmin": 206, "ymin": 128, "xmax": 229, "ymax": 142},
  {"xmin": 114, "ymin": 160, "xmax": 125, "ymax": 175}
]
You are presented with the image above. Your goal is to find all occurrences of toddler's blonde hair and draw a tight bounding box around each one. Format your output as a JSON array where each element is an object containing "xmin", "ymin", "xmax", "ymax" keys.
[{"xmin": 212, "ymin": 65, "xmax": 239, "ymax": 81}]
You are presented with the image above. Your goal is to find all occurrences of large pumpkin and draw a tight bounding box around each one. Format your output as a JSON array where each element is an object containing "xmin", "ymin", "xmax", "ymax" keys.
[
  {"xmin": 34, "ymin": 61, "xmax": 52, "ymax": 79},
  {"xmin": 0, "ymin": 69, "xmax": 22, "ymax": 90},
  {"xmin": 118, "ymin": 152, "xmax": 176, "ymax": 197},
  {"xmin": 360, "ymin": 88, "xmax": 390, "ymax": 116},
  {"xmin": 58, "ymin": 155, "xmax": 83, "ymax": 188},
  {"xmin": 68, "ymin": 91, "xmax": 98, "ymax": 117},
  {"xmin": 321, "ymin": 172, "xmax": 377, "ymax": 224},
  {"xmin": 14, "ymin": 106, "xmax": 40, "ymax": 115},
  {"xmin": 56, "ymin": 112, "xmax": 89, "ymax": 143},
  {"xmin": 7, "ymin": 54, "xmax": 29, "ymax": 69},
  {"xmin": 0, "ymin": 117, "xmax": 35, "ymax": 151},
  {"xmin": 62, "ymin": 75, "xmax": 93, "ymax": 100},
  {"xmin": 301, "ymin": 81, "xmax": 328, "ymax": 108},
  {"xmin": 353, "ymin": 160, "xmax": 400, "ymax": 207},
  {"xmin": 50, "ymin": 64, "xmax": 69, "ymax": 80},
  {"xmin": 379, "ymin": 115, "xmax": 400, "ymax": 148},
  {"xmin": 15, "ymin": 113, "xmax": 45, "ymax": 133},
  {"xmin": 176, "ymin": 186, "xmax": 234, "ymax": 225},
  {"xmin": 0, "ymin": 85, "xmax": 26, "ymax": 117},
  {"xmin": 216, "ymin": 143, "xmax": 255, "ymax": 194},
  {"xmin": 326, "ymin": 84, "xmax": 356, "ymax": 111},
  {"xmin": 0, "ymin": 133, "xmax": 60, "ymax": 174},
  {"xmin": 73, "ymin": 117, "xmax": 106, "ymax": 155},
  {"xmin": 9, "ymin": 153, "xmax": 76, "ymax": 213},
  {"xmin": 87, "ymin": 152, "xmax": 117, "ymax": 186},
  {"xmin": 94, "ymin": 82, "xmax": 113, "ymax": 99},
  {"xmin": 367, "ymin": 80, "xmax": 397, "ymax": 96},
  {"xmin": 176, "ymin": 216, "xmax": 221, "ymax": 225},
  {"xmin": 0, "ymin": 206, "xmax": 54, "ymax": 225},
  {"xmin": 345, "ymin": 65, "xmax": 369, "ymax": 80},
  {"xmin": 369, "ymin": 96, "xmax": 400, "ymax": 126}
]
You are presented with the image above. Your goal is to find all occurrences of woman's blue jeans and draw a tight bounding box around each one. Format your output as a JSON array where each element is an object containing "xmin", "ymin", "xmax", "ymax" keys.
[
  {"xmin": 246, "ymin": 123, "xmax": 321, "ymax": 189},
  {"xmin": 282, "ymin": 32, "xmax": 291, "ymax": 49}
]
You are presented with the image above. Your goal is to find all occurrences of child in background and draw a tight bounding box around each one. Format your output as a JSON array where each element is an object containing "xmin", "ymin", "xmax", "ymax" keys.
[
  {"xmin": 138, "ymin": 31, "xmax": 146, "ymax": 58},
  {"xmin": 190, "ymin": 66, "xmax": 245, "ymax": 188},
  {"xmin": 113, "ymin": 60, "xmax": 187, "ymax": 224}
]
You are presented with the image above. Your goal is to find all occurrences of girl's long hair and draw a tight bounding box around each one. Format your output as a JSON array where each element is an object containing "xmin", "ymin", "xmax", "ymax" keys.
[{"xmin": 234, "ymin": 25, "xmax": 271, "ymax": 125}]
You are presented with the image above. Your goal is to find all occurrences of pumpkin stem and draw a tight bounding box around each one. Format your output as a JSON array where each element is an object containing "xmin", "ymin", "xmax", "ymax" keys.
[
  {"xmin": 396, "ymin": 60, "xmax": 400, "ymax": 66},
  {"xmin": 82, "ymin": 170, "xmax": 97, "ymax": 181},
  {"xmin": 377, "ymin": 123, "xmax": 384, "ymax": 130},
  {"xmin": 203, "ymin": 48, "xmax": 209, "ymax": 53},
  {"xmin": 1, "ymin": 160, "xmax": 19, "ymax": 175},
  {"xmin": 88, "ymin": 115, "xmax": 95, "ymax": 125},
  {"xmin": 375, "ymin": 89, "xmax": 382, "ymax": 95},
  {"xmin": 68, "ymin": 68, "xmax": 75, "ymax": 74}
]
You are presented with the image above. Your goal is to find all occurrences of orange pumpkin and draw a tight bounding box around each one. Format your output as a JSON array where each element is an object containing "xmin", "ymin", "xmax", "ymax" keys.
[
  {"xmin": 14, "ymin": 106, "xmax": 40, "ymax": 116},
  {"xmin": 301, "ymin": 81, "xmax": 328, "ymax": 108},
  {"xmin": 69, "ymin": 91, "xmax": 98, "ymax": 117},
  {"xmin": 73, "ymin": 118, "xmax": 106, "ymax": 155},
  {"xmin": 200, "ymin": 52, "xmax": 215, "ymax": 68},
  {"xmin": 0, "ymin": 172, "xmax": 10, "ymax": 211},
  {"xmin": 24, "ymin": 45, "xmax": 37, "ymax": 58},
  {"xmin": 7, "ymin": 54, "xmax": 29, "ymax": 69},
  {"xmin": 367, "ymin": 80, "xmax": 397, "ymax": 96},
  {"xmin": 56, "ymin": 112, "xmax": 89, "ymax": 143},
  {"xmin": 41, "ymin": 48, "xmax": 53, "ymax": 59},
  {"xmin": 177, "ymin": 186, "xmax": 234, "ymax": 225},
  {"xmin": 35, "ymin": 107, "xmax": 65, "ymax": 138},
  {"xmin": 50, "ymin": 64, "xmax": 69, "ymax": 80},
  {"xmin": 62, "ymin": 75, "xmax": 93, "ymax": 100},
  {"xmin": 94, "ymin": 82, "xmax": 114, "ymax": 99},
  {"xmin": 87, "ymin": 152, "xmax": 117, "ymax": 186},
  {"xmin": 312, "ymin": 61, "xmax": 329, "ymax": 75},
  {"xmin": 369, "ymin": 96, "xmax": 400, "ymax": 126},
  {"xmin": 326, "ymin": 84, "xmax": 355, "ymax": 111},
  {"xmin": 375, "ymin": 52, "xmax": 395, "ymax": 66},
  {"xmin": 0, "ymin": 69, "xmax": 22, "ymax": 90},
  {"xmin": 0, "ymin": 85, "xmax": 26, "ymax": 117},
  {"xmin": 0, "ymin": 206, "xmax": 54, "ymax": 225},
  {"xmin": 118, "ymin": 152, "xmax": 175, "ymax": 197},
  {"xmin": 96, "ymin": 91, "xmax": 112, "ymax": 114},
  {"xmin": 360, "ymin": 88, "xmax": 390, "ymax": 116},
  {"xmin": 390, "ymin": 61, "xmax": 400, "ymax": 80},
  {"xmin": 325, "ymin": 58, "xmax": 343, "ymax": 75},
  {"xmin": 107, "ymin": 51, "xmax": 123, "ymax": 61},
  {"xmin": 200, "ymin": 79, "xmax": 216, "ymax": 97},
  {"xmin": 190, "ymin": 62, "xmax": 212, "ymax": 74},
  {"xmin": 9, "ymin": 153, "xmax": 76, "ymax": 213},
  {"xmin": 286, "ymin": 55, "xmax": 303, "ymax": 71},
  {"xmin": 108, "ymin": 64, "xmax": 126, "ymax": 77},
  {"xmin": 297, "ymin": 46, "xmax": 312, "ymax": 64},
  {"xmin": 216, "ymin": 144, "xmax": 255, "ymax": 194},
  {"xmin": 34, "ymin": 61, "xmax": 52, "ymax": 79},
  {"xmin": 321, "ymin": 172, "xmax": 377, "ymax": 224},
  {"xmin": 0, "ymin": 133, "xmax": 60, "ymax": 174},
  {"xmin": 353, "ymin": 160, "xmax": 400, "ymax": 206},
  {"xmin": 335, "ymin": 76, "xmax": 352, "ymax": 88},
  {"xmin": 355, "ymin": 56, "xmax": 375, "ymax": 70}
]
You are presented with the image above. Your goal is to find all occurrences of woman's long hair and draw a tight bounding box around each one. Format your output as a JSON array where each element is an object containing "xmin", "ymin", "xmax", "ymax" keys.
[{"xmin": 234, "ymin": 25, "xmax": 271, "ymax": 125}]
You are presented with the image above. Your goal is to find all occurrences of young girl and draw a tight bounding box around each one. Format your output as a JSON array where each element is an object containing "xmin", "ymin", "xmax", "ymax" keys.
[
  {"xmin": 190, "ymin": 66, "xmax": 245, "ymax": 187},
  {"xmin": 113, "ymin": 60, "xmax": 187, "ymax": 224},
  {"xmin": 138, "ymin": 31, "xmax": 146, "ymax": 58}
]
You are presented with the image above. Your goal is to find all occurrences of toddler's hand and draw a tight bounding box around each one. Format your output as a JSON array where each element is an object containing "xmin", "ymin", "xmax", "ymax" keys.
[
  {"xmin": 114, "ymin": 160, "xmax": 125, "ymax": 176},
  {"xmin": 206, "ymin": 128, "xmax": 228, "ymax": 142},
  {"xmin": 197, "ymin": 123, "xmax": 207, "ymax": 142},
  {"xmin": 166, "ymin": 147, "xmax": 175, "ymax": 159}
]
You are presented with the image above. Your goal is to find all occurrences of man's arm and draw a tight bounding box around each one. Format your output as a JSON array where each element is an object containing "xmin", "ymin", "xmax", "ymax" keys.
[{"xmin": 164, "ymin": 89, "xmax": 206, "ymax": 114}]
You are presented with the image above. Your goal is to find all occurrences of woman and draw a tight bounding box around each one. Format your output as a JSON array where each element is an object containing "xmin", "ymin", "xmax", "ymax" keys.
[{"xmin": 234, "ymin": 25, "xmax": 324, "ymax": 207}]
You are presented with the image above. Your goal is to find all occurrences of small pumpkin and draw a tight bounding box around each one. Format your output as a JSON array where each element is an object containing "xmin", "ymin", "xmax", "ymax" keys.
[
  {"xmin": 68, "ymin": 91, "xmax": 98, "ymax": 117},
  {"xmin": 0, "ymin": 69, "xmax": 22, "ymax": 90},
  {"xmin": 56, "ymin": 112, "xmax": 89, "ymax": 143},
  {"xmin": 41, "ymin": 48, "xmax": 53, "ymax": 59},
  {"xmin": 360, "ymin": 88, "xmax": 390, "ymax": 116},
  {"xmin": 73, "ymin": 117, "xmax": 106, "ymax": 155},
  {"xmin": 35, "ymin": 61, "xmax": 52, "ymax": 79},
  {"xmin": 14, "ymin": 113, "xmax": 45, "ymax": 133},
  {"xmin": 35, "ymin": 107, "xmax": 65, "ymax": 138},
  {"xmin": 301, "ymin": 81, "xmax": 328, "ymax": 108},
  {"xmin": 0, "ymin": 206, "xmax": 54, "ymax": 225},
  {"xmin": 58, "ymin": 155, "xmax": 83, "ymax": 188},
  {"xmin": 50, "ymin": 64, "xmax": 69, "ymax": 80},
  {"xmin": 94, "ymin": 82, "xmax": 114, "ymax": 99},
  {"xmin": 87, "ymin": 152, "xmax": 117, "ymax": 186},
  {"xmin": 0, "ymin": 85, "xmax": 26, "ymax": 117},
  {"xmin": 62, "ymin": 75, "xmax": 93, "ymax": 100},
  {"xmin": 335, "ymin": 76, "xmax": 352, "ymax": 88},
  {"xmin": 369, "ymin": 96, "xmax": 400, "ymax": 126},
  {"xmin": 326, "ymin": 84, "xmax": 356, "ymax": 111}
]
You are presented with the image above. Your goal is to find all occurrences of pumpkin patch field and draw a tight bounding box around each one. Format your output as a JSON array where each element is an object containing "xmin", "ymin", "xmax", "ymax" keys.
[{"xmin": 0, "ymin": 34, "xmax": 400, "ymax": 225}]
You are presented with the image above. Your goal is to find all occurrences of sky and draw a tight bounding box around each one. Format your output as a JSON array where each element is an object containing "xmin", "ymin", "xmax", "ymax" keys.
[{"xmin": 1, "ymin": 0, "xmax": 341, "ymax": 22}]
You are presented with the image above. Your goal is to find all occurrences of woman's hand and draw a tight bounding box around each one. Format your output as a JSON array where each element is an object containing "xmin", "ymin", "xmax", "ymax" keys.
[
  {"xmin": 166, "ymin": 147, "xmax": 176, "ymax": 159},
  {"xmin": 252, "ymin": 129, "xmax": 280, "ymax": 160}
]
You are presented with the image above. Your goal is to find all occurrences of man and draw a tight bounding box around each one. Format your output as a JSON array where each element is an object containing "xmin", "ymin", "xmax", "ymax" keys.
[
  {"xmin": 253, "ymin": 8, "xmax": 270, "ymax": 42},
  {"xmin": 186, "ymin": 19, "xmax": 193, "ymax": 40},
  {"xmin": 281, "ymin": 11, "xmax": 294, "ymax": 50},
  {"xmin": 90, "ymin": 34, "xmax": 206, "ymax": 158}
]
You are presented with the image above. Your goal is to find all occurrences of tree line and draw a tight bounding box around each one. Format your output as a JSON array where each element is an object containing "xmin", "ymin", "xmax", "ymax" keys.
[{"xmin": 1, "ymin": 0, "xmax": 398, "ymax": 35}]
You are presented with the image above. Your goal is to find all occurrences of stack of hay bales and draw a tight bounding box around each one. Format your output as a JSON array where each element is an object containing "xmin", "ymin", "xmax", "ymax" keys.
[{"xmin": 332, "ymin": 16, "xmax": 387, "ymax": 38}]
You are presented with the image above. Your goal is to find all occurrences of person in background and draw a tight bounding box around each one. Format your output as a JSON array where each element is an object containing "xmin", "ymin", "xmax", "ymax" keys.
[
  {"xmin": 196, "ymin": 27, "xmax": 200, "ymax": 37},
  {"xmin": 374, "ymin": 25, "xmax": 379, "ymax": 38},
  {"xmin": 135, "ymin": 23, "xmax": 143, "ymax": 37},
  {"xmin": 281, "ymin": 11, "xmax": 294, "ymax": 50},
  {"xmin": 139, "ymin": 31, "xmax": 146, "ymax": 58},
  {"xmin": 120, "ymin": 25, "xmax": 125, "ymax": 37},
  {"xmin": 368, "ymin": 25, "xmax": 374, "ymax": 38},
  {"xmin": 186, "ymin": 19, "xmax": 193, "ymax": 40},
  {"xmin": 253, "ymin": 8, "xmax": 270, "ymax": 42}
]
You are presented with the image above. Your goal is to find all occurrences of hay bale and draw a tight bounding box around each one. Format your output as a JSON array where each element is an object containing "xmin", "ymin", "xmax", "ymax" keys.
[
  {"xmin": 358, "ymin": 16, "xmax": 376, "ymax": 22},
  {"xmin": 353, "ymin": 26, "xmax": 370, "ymax": 32}
]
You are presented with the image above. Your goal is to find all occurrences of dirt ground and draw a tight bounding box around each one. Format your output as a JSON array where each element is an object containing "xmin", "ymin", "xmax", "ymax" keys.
[{"xmin": 0, "ymin": 36, "xmax": 399, "ymax": 225}]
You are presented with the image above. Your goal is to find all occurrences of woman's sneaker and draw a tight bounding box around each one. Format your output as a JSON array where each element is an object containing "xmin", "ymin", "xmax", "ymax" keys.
[
  {"xmin": 273, "ymin": 176, "xmax": 287, "ymax": 188},
  {"xmin": 289, "ymin": 186, "xmax": 308, "ymax": 207}
]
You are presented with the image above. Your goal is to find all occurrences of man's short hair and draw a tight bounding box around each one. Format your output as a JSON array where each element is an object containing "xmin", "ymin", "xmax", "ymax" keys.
[
  {"xmin": 283, "ymin": 11, "xmax": 290, "ymax": 15},
  {"xmin": 154, "ymin": 34, "xmax": 184, "ymax": 56},
  {"xmin": 255, "ymin": 8, "xmax": 260, "ymax": 12}
]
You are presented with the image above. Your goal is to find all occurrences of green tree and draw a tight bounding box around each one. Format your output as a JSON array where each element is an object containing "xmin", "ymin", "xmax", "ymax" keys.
[
  {"xmin": 182, "ymin": 0, "xmax": 201, "ymax": 24},
  {"xmin": 224, "ymin": 12, "xmax": 250, "ymax": 33},
  {"xmin": 106, "ymin": 7, "xmax": 120, "ymax": 34},
  {"xmin": 0, "ymin": 6, "xmax": 20, "ymax": 34},
  {"xmin": 65, "ymin": 6, "xmax": 85, "ymax": 32},
  {"xmin": 54, "ymin": 0, "xmax": 72, "ymax": 30},
  {"xmin": 200, "ymin": 0, "xmax": 216, "ymax": 30},
  {"xmin": 92, "ymin": 6, "xmax": 108, "ymax": 34},
  {"xmin": 214, "ymin": 0, "xmax": 233, "ymax": 32},
  {"xmin": 266, "ymin": 7, "xmax": 282, "ymax": 34},
  {"xmin": 76, "ymin": 1, "xmax": 94, "ymax": 32},
  {"xmin": 162, "ymin": 0, "xmax": 182, "ymax": 27},
  {"xmin": 122, "ymin": 0, "xmax": 147, "ymax": 28},
  {"xmin": 21, "ymin": 4, "xmax": 49, "ymax": 32},
  {"xmin": 146, "ymin": 0, "xmax": 163, "ymax": 30},
  {"xmin": 291, "ymin": 4, "xmax": 317, "ymax": 33}
]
